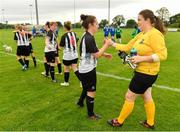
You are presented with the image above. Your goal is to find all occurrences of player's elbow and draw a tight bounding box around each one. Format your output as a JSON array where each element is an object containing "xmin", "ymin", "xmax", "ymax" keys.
[
  {"xmin": 155, "ymin": 52, "xmax": 167, "ymax": 62},
  {"xmin": 152, "ymin": 48, "xmax": 167, "ymax": 62},
  {"xmin": 92, "ymin": 52, "xmax": 102, "ymax": 59},
  {"xmin": 160, "ymin": 48, "xmax": 168, "ymax": 61},
  {"xmin": 159, "ymin": 53, "xmax": 167, "ymax": 61}
]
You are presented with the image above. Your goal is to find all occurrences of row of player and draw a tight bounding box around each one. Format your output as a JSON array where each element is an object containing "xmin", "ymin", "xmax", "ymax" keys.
[
  {"xmin": 103, "ymin": 25, "xmax": 141, "ymax": 43},
  {"xmin": 13, "ymin": 9, "xmax": 167, "ymax": 129}
]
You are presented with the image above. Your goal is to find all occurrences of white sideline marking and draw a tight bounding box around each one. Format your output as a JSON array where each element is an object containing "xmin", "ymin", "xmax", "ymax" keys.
[
  {"xmin": 97, "ymin": 72, "xmax": 180, "ymax": 93},
  {"xmin": 1, "ymin": 51, "xmax": 180, "ymax": 93}
]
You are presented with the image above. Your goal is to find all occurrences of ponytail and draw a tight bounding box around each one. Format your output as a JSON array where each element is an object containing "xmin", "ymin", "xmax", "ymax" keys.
[
  {"xmin": 139, "ymin": 9, "xmax": 166, "ymax": 34},
  {"xmin": 154, "ymin": 16, "xmax": 166, "ymax": 34}
]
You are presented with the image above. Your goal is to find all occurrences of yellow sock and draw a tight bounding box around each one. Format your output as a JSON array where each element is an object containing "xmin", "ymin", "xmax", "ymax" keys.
[
  {"xmin": 144, "ymin": 100, "xmax": 155, "ymax": 126},
  {"xmin": 117, "ymin": 100, "xmax": 134, "ymax": 124}
]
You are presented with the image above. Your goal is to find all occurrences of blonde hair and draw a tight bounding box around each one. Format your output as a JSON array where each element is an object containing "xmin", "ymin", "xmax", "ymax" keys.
[
  {"xmin": 15, "ymin": 24, "xmax": 22, "ymax": 30},
  {"xmin": 50, "ymin": 22, "xmax": 57, "ymax": 27}
]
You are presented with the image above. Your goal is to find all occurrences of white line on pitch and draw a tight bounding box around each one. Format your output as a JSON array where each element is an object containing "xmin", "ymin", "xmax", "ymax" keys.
[{"xmin": 1, "ymin": 51, "xmax": 180, "ymax": 93}]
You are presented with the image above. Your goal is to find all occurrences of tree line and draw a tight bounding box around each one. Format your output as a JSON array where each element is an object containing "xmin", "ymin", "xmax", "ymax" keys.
[{"xmin": 0, "ymin": 7, "xmax": 179, "ymax": 29}]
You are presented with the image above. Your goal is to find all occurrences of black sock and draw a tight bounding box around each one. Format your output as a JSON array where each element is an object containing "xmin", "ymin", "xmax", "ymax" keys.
[
  {"xmin": 64, "ymin": 72, "xmax": 70, "ymax": 82},
  {"xmin": 32, "ymin": 57, "xmax": 37, "ymax": 66},
  {"xmin": 44, "ymin": 63, "xmax": 49, "ymax": 76},
  {"xmin": 74, "ymin": 70, "xmax": 81, "ymax": 81},
  {"xmin": 25, "ymin": 60, "xmax": 29, "ymax": 68},
  {"xmin": 18, "ymin": 59, "xmax": 25, "ymax": 66},
  {"xmin": 50, "ymin": 66, "xmax": 55, "ymax": 80},
  {"xmin": 57, "ymin": 63, "xmax": 62, "ymax": 73},
  {"xmin": 78, "ymin": 88, "xmax": 87, "ymax": 105},
  {"xmin": 86, "ymin": 96, "xmax": 95, "ymax": 116}
]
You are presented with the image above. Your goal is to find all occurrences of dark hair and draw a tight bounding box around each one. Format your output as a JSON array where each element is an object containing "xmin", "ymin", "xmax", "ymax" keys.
[
  {"xmin": 139, "ymin": 9, "xmax": 166, "ymax": 34},
  {"xmin": 45, "ymin": 21, "xmax": 50, "ymax": 28},
  {"xmin": 64, "ymin": 21, "xmax": 72, "ymax": 31},
  {"xmin": 80, "ymin": 14, "xmax": 96, "ymax": 29}
]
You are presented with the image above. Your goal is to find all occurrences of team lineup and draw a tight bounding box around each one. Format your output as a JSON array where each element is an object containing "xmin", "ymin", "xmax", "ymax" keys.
[{"xmin": 12, "ymin": 9, "xmax": 167, "ymax": 129}]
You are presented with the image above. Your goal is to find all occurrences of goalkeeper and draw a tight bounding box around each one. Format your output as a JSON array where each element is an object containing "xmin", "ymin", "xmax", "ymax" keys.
[{"xmin": 107, "ymin": 9, "xmax": 167, "ymax": 129}]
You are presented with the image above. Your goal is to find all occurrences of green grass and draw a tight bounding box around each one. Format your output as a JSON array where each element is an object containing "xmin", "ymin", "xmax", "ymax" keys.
[{"xmin": 0, "ymin": 28, "xmax": 180, "ymax": 131}]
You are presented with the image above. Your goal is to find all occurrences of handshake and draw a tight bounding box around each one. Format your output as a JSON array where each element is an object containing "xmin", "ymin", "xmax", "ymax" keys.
[
  {"xmin": 102, "ymin": 38, "xmax": 137, "ymax": 69},
  {"xmin": 103, "ymin": 38, "xmax": 115, "ymax": 46}
]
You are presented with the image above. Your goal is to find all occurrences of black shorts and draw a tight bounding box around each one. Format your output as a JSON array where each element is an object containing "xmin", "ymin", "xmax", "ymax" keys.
[
  {"xmin": 45, "ymin": 51, "xmax": 55, "ymax": 63},
  {"xmin": 55, "ymin": 50, "xmax": 59, "ymax": 57},
  {"xmin": 80, "ymin": 68, "xmax": 97, "ymax": 92},
  {"xmin": 129, "ymin": 72, "xmax": 158, "ymax": 94},
  {"xmin": 116, "ymin": 34, "xmax": 121, "ymax": 39},
  {"xmin": 63, "ymin": 58, "xmax": 78, "ymax": 66},
  {"xmin": 16, "ymin": 46, "xmax": 23, "ymax": 56},
  {"xmin": 24, "ymin": 46, "xmax": 30, "ymax": 56},
  {"xmin": 29, "ymin": 43, "xmax": 33, "ymax": 53},
  {"xmin": 16, "ymin": 46, "xmax": 30, "ymax": 56}
]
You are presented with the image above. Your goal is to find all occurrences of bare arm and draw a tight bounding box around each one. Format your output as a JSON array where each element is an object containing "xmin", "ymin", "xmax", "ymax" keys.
[{"xmin": 92, "ymin": 43, "xmax": 109, "ymax": 58}]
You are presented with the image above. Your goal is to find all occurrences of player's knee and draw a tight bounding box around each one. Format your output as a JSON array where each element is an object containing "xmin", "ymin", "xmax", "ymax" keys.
[
  {"xmin": 50, "ymin": 63, "xmax": 55, "ymax": 66},
  {"xmin": 87, "ymin": 91, "xmax": 95, "ymax": 98},
  {"xmin": 43, "ymin": 57, "xmax": 47, "ymax": 62},
  {"xmin": 16, "ymin": 56, "xmax": 20, "ymax": 60},
  {"xmin": 71, "ymin": 64, "xmax": 77, "ymax": 71},
  {"xmin": 125, "ymin": 92, "xmax": 135, "ymax": 101},
  {"xmin": 64, "ymin": 66, "xmax": 69, "ymax": 72},
  {"xmin": 55, "ymin": 57, "xmax": 60, "ymax": 63},
  {"xmin": 142, "ymin": 93, "xmax": 153, "ymax": 102},
  {"xmin": 24, "ymin": 56, "xmax": 29, "ymax": 60},
  {"xmin": 142, "ymin": 88, "xmax": 153, "ymax": 102}
]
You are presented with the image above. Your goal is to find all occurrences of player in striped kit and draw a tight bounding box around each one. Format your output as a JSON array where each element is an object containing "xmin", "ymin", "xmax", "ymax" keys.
[
  {"xmin": 59, "ymin": 21, "xmax": 81, "ymax": 86},
  {"xmin": 22, "ymin": 25, "xmax": 37, "ymax": 67},
  {"xmin": 14, "ymin": 24, "xmax": 31, "ymax": 70},
  {"xmin": 42, "ymin": 21, "xmax": 62, "ymax": 77},
  {"xmin": 44, "ymin": 22, "xmax": 58, "ymax": 82}
]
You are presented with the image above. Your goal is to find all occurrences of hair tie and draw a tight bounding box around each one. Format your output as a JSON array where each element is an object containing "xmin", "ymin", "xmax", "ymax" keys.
[{"xmin": 154, "ymin": 15, "xmax": 157, "ymax": 22}]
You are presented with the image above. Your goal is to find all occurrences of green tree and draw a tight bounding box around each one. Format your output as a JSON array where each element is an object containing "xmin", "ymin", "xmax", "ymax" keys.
[
  {"xmin": 169, "ymin": 13, "xmax": 180, "ymax": 28},
  {"xmin": 56, "ymin": 21, "xmax": 63, "ymax": 28},
  {"xmin": 99, "ymin": 19, "xmax": 109, "ymax": 28},
  {"xmin": 126, "ymin": 19, "xmax": 137, "ymax": 28},
  {"xmin": 72, "ymin": 22, "xmax": 82, "ymax": 28},
  {"xmin": 112, "ymin": 15, "xmax": 125, "ymax": 27},
  {"xmin": 156, "ymin": 7, "xmax": 170, "ymax": 22}
]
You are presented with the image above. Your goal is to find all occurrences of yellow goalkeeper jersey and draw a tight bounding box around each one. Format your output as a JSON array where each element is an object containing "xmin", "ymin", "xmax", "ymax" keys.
[{"xmin": 115, "ymin": 27, "xmax": 167, "ymax": 75}]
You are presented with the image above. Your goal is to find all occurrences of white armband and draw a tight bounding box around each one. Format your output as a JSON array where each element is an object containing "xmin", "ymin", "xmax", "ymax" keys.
[{"xmin": 151, "ymin": 54, "xmax": 160, "ymax": 62}]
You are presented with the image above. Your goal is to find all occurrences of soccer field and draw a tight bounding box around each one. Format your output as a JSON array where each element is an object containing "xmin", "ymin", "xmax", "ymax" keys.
[{"xmin": 0, "ymin": 28, "xmax": 180, "ymax": 131}]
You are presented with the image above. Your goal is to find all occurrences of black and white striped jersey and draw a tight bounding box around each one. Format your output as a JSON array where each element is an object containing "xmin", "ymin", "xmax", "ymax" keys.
[
  {"xmin": 60, "ymin": 32, "xmax": 78, "ymax": 60},
  {"xmin": 14, "ymin": 31, "xmax": 31, "ymax": 46},
  {"xmin": 78, "ymin": 31, "xmax": 99, "ymax": 73},
  {"xmin": 44, "ymin": 30, "xmax": 57, "ymax": 52}
]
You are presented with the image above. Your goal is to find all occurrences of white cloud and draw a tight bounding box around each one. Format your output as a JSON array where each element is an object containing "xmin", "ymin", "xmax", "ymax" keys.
[{"xmin": 0, "ymin": 0, "xmax": 179, "ymax": 24}]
